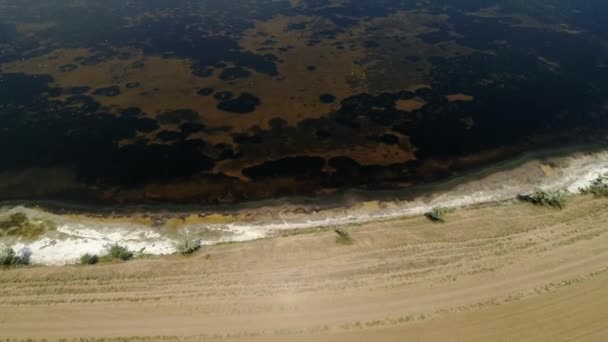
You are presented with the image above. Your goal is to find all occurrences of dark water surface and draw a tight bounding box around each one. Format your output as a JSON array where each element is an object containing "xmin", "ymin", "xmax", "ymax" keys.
[{"xmin": 1, "ymin": 0, "xmax": 608, "ymax": 204}]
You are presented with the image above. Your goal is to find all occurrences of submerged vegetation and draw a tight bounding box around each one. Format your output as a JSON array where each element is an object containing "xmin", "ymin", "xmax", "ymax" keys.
[
  {"xmin": 521, "ymin": 189, "xmax": 570, "ymax": 209},
  {"xmin": 0, "ymin": 212, "xmax": 56, "ymax": 240},
  {"xmin": 334, "ymin": 228, "xmax": 353, "ymax": 245},
  {"xmin": 425, "ymin": 207, "xmax": 452, "ymax": 222}
]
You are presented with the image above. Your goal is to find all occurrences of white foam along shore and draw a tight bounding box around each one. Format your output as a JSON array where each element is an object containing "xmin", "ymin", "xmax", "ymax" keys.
[{"xmin": 2, "ymin": 147, "xmax": 608, "ymax": 266}]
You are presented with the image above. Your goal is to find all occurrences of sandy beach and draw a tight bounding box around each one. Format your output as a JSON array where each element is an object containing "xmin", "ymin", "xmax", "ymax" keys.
[
  {"xmin": 2, "ymin": 145, "xmax": 608, "ymax": 341},
  {"xmin": 1, "ymin": 194, "xmax": 608, "ymax": 340}
]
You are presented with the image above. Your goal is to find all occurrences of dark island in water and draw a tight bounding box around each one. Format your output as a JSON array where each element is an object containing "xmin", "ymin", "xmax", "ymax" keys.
[{"xmin": 1, "ymin": 0, "xmax": 608, "ymax": 205}]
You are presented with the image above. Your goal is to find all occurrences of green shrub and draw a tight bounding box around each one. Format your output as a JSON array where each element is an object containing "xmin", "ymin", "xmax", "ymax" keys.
[
  {"xmin": 174, "ymin": 237, "xmax": 201, "ymax": 255},
  {"xmin": 425, "ymin": 207, "xmax": 451, "ymax": 222},
  {"xmin": 523, "ymin": 189, "xmax": 570, "ymax": 209},
  {"xmin": 585, "ymin": 172, "xmax": 608, "ymax": 197},
  {"xmin": 0, "ymin": 245, "xmax": 31, "ymax": 266},
  {"xmin": 14, "ymin": 248, "xmax": 31, "ymax": 265},
  {"xmin": 334, "ymin": 228, "xmax": 353, "ymax": 245},
  {"xmin": 0, "ymin": 245, "xmax": 16, "ymax": 266},
  {"xmin": 80, "ymin": 253, "xmax": 99, "ymax": 265},
  {"xmin": 108, "ymin": 244, "xmax": 133, "ymax": 261}
]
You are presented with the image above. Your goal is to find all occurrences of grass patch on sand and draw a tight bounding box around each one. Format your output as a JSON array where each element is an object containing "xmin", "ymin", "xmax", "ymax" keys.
[
  {"xmin": 80, "ymin": 253, "xmax": 99, "ymax": 265},
  {"xmin": 425, "ymin": 207, "xmax": 452, "ymax": 222},
  {"xmin": 174, "ymin": 236, "xmax": 202, "ymax": 255},
  {"xmin": 334, "ymin": 228, "xmax": 353, "ymax": 245},
  {"xmin": 106, "ymin": 244, "xmax": 134, "ymax": 261},
  {"xmin": 583, "ymin": 172, "xmax": 608, "ymax": 197}
]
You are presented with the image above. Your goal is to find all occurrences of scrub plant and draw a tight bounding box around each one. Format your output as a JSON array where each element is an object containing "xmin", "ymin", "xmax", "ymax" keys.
[
  {"xmin": 425, "ymin": 207, "xmax": 451, "ymax": 222},
  {"xmin": 334, "ymin": 228, "xmax": 353, "ymax": 245},
  {"xmin": 523, "ymin": 189, "xmax": 570, "ymax": 209}
]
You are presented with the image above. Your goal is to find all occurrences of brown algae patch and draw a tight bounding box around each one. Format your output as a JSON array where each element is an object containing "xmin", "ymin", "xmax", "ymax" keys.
[
  {"xmin": 446, "ymin": 93, "xmax": 475, "ymax": 102},
  {"xmin": 396, "ymin": 97, "xmax": 427, "ymax": 112},
  {"xmin": 236, "ymin": 15, "xmax": 369, "ymax": 125},
  {"xmin": 0, "ymin": 213, "xmax": 57, "ymax": 241}
]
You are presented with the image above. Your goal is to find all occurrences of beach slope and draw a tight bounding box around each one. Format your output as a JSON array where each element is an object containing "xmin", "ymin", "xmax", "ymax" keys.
[{"xmin": 1, "ymin": 195, "xmax": 608, "ymax": 341}]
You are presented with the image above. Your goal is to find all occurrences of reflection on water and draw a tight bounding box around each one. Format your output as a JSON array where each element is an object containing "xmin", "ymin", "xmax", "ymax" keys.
[{"xmin": 0, "ymin": 0, "xmax": 608, "ymax": 204}]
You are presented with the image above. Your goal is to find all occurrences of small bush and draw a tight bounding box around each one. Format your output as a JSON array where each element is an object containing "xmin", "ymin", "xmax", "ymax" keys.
[
  {"xmin": 584, "ymin": 172, "xmax": 608, "ymax": 197},
  {"xmin": 80, "ymin": 253, "xmax": 99, "ymax": 265},
  {"xmin": 14, "ymin": 248, "xmax": 31, "ymax": 265},
  {"xmin": 334, "ymin": 228, "xmax": 353, "ymax": 245},
  {"xmin": 425, "ymin": 207, "xmax": 451, "ymax": 222},
  {"xmin": 174, "ymin": 237, "xmax": 202, "ymax": 255},
  {"xmin": 108, "ymin": 244, "xmax": 133, "ymax": 261},
  {"xmin": 0, "ymin": 245, "xmax": 31, "ymax": 266},
  {"xmin": 0, "ymin": 245, "xmax": 16, "ymax": 266},
  {"xmin": 522, "ymin": 189, "xmax": 570, "ymax": 209}
]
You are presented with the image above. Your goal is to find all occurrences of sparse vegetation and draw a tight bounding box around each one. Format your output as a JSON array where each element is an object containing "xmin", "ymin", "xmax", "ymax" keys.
[
  {"xmin": 584, "ymin": 172, "xmax": 608, "ymax": 197},
  {"xmin": 107, "ymin": 244, "xmax": 134, "ymax": 261},
  {"xmin": 425, "ymin": 207, "xmax": 451, "ymax": 222},
  {"xmin": 0, "ymin": 245, "xmax": 31, "ymax": 267},
  {"xmin": 174, "ymin": 237, "xmax": 202, "ymax": 255},
  {"xmin": 334, "ymin": 228, "xmax": 353, "ymax": 245},
  {"xmin": 80, "ymin": 253, "xmax": 99, "ymax": 265},
  {"xmin": 521, "ymin": 189, "xmax": 570, "ymax": 209}
]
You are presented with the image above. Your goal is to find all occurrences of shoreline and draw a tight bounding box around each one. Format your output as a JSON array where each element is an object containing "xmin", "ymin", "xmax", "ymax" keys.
[
  {"xmin": 2, "ymin": 142, "xmax": 608, "ymax": 266},
  {"xmin": 2, "ymin": 190, "xmax": 608, "ymax": 340}
]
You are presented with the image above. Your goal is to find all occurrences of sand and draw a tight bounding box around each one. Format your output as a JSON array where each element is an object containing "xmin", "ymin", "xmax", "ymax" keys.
[{"xmin": 1, "ymin": 194, "xmax": 608, "ymax": 340}]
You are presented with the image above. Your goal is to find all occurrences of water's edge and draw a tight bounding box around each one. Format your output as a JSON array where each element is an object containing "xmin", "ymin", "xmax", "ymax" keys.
[{"xmin": 3, "ymin": 141, "xmax": 608, "ymax": 266}]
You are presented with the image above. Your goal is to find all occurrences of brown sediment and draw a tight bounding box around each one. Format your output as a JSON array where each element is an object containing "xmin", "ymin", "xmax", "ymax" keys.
[
  {"xmin": 0, "ymin": 166, "xmax": 83, "ymax": 198},
  {"xmin": 395, "ymin": 97, "xmax": 427, "ymax": 112},
  {"xmin": 406, "ymin": 83, "xmax": 432, "ymax": 92},
  {"xmin": 3, "ymin": 14, "xmax": 369, "ymax": 133},
  {"xmin": 446, "ymin": 93, "xmax": 474, "ymax": 102},
  {"xmin": 14, "ymin": 21, "xmax": 56, "ymax": 35},
  {"xmin": 236, "ymin": 15, "xmax": 369, "ymax": 125},
  {"xmin": 468, "ymin": 5, "xmax": 583, "ymax": 34},
  {"xmin": 99, "ymin": 176, "xmax": 320, "ymax": 204}
]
